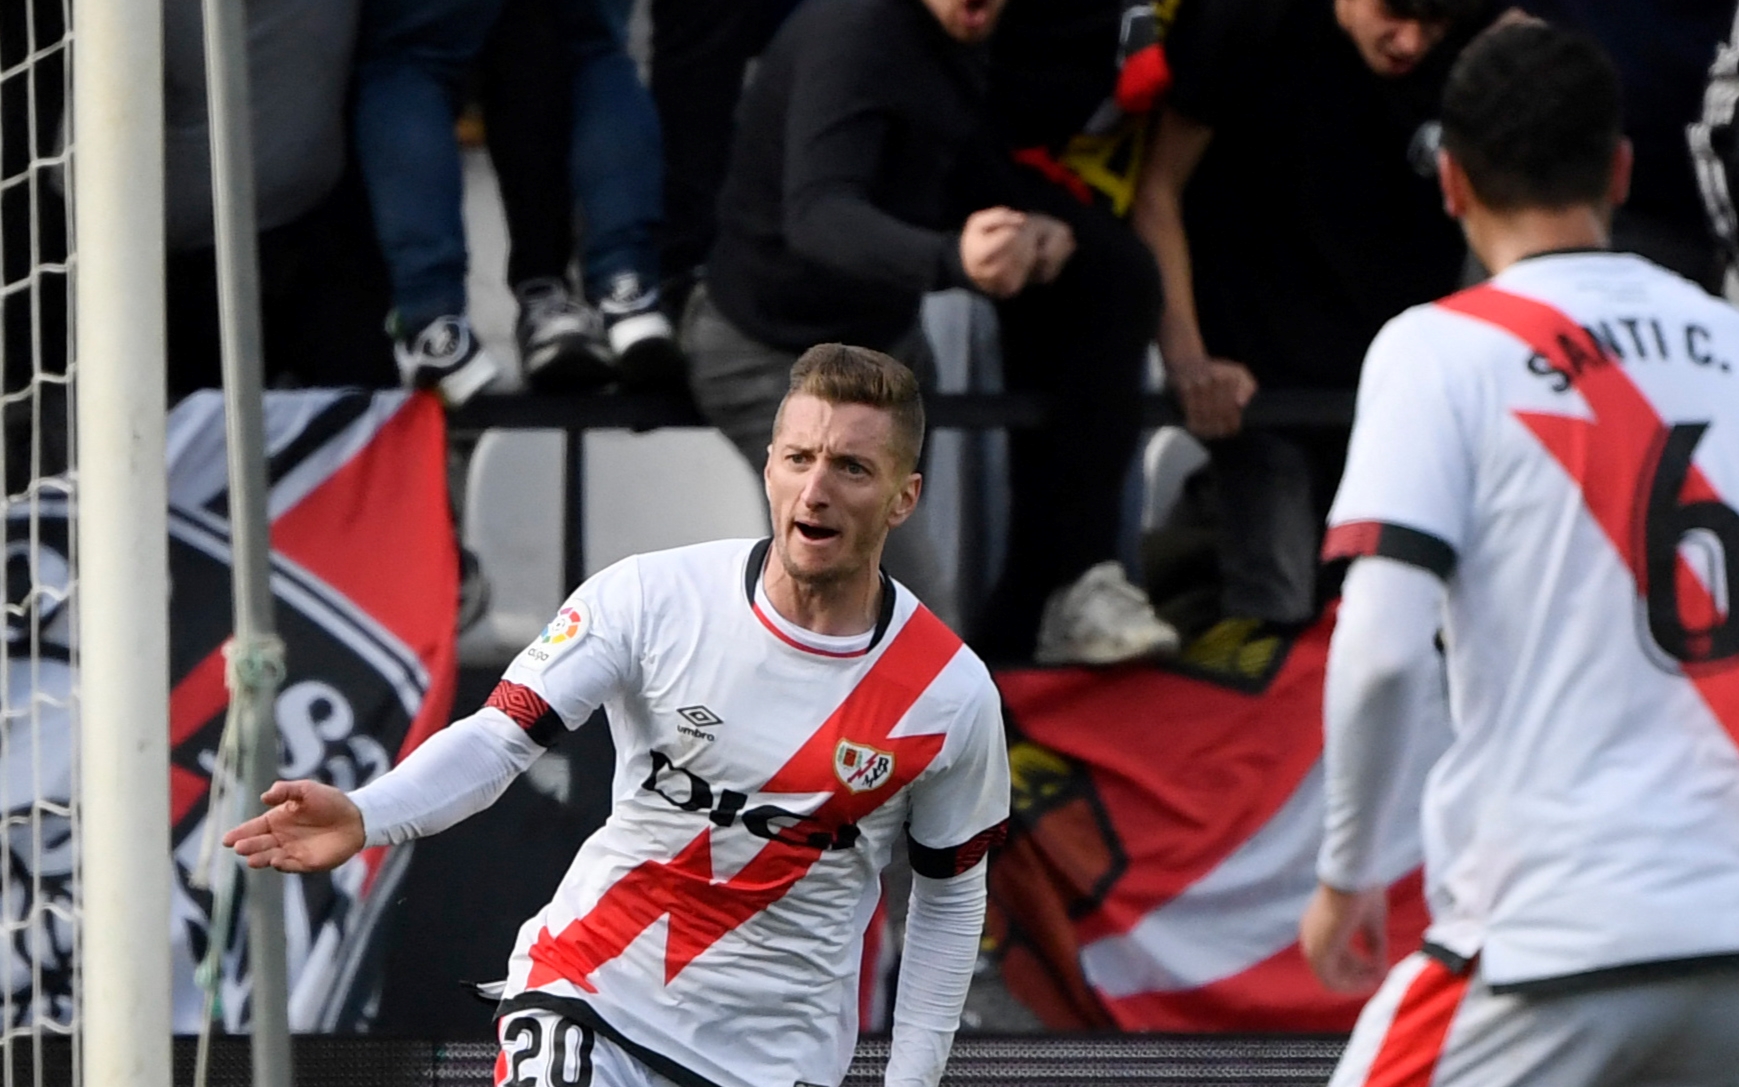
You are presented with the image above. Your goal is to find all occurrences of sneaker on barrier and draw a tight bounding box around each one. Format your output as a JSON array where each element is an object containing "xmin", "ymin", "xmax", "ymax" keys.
[
  {"xmin": 516, "ymin": 278, "xmax": 615, "ymax": 393},
  {"xmin": 1033, "ymin": 561, "xmax": 1181, "ymax": 666},
  {"xmin": 393, "ymin": 314, "xmax": 500, "ymax": 408},
  {"xmin": 597, "ymin": 271, "xmax": 686, "ymax": 389}
]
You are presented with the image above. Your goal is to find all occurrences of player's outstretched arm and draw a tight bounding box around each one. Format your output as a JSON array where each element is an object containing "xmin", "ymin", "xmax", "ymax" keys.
[
  {"xmin": 348, "ymin": 712, "xmax": 547, "ymax": 847},
  {"xmin": 223, "ymin": 780, "xmax": 365, "ymax": 873}
]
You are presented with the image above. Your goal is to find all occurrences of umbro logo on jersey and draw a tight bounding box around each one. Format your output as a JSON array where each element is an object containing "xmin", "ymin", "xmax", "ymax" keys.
[
  {"xmin": 835, "ymin": 740, "xmax": 895, "ymax": 793},
  {"xmin": 677, "ymin": 705, "xmax": 722, "ymax": 742}
]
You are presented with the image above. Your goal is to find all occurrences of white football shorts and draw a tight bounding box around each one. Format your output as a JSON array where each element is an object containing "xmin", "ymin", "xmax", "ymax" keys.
[
  {"xmin": 1330, "ymin": 951, "xmax": 1739, "ymax": 1087},
  {"xmin": 496, "ymin": 1007, "xmax": 682, "ymax": 1087}
]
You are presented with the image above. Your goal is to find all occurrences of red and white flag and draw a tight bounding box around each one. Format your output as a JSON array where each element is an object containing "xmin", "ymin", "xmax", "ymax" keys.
[
  {"xmin": 991, "ymin": 612, "xmax": 1430, "ymax": 1032},
  {"xmin": 163, "ymin": 388, "xmax": 459, "ymax": 1031}
]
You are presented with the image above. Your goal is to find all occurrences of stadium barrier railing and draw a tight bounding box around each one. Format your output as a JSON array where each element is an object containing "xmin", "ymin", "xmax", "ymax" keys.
[
  {"xmin": 448, "ymin": 390, "xmax": 1358, "ymax": 433},
  {"xmin": 13, "ymin": 1034, "xmax": 1351, "ymax": 1086},
  {"xmin": 446, "ymin": 388, "xmax": 1356, "ymax": 592}
]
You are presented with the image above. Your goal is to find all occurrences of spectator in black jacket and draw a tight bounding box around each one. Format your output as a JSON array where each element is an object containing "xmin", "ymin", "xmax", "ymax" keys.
[
  {"xmin": 688, "ymin": 0, "xmax": 1177, "ymax": 665},
  {"xmin": 1132, "ymin": 0, "xmax": 1499, "ymax": 681},
  {"xmin": 973, "ymin": 0, "xmax": 1185, "ymax": 666},
  {"xmin": 650, "ymin": 0, "xmax": 806, "ymax": 308}
]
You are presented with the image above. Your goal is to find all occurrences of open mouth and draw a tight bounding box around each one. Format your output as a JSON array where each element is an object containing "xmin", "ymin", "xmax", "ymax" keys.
[{"xmin": 795, "ymin": 521, "xmax": 841, "ymax": 542}]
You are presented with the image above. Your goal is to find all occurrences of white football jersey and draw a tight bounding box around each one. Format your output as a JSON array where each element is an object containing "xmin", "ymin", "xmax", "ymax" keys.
[
  {"xmin": 476, "ymin": 538, "xmax": 1009, "ymax": 1087},
  {"xmin": 1326, "ymin": 252, "xmax": 1739, "ymax": 990}
]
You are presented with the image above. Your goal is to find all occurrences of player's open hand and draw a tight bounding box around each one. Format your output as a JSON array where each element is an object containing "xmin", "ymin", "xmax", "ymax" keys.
[
  {"xmin": 221, "ymin": 779, "xmax": 366, "ymax": 873},
  {"xmin": 1169, "ymin": 355, "xmax": 1257, "ymax": 439},
  {"xmin": 1300, "ymin": 883, "xmax": 1389, "ymax": 994}
]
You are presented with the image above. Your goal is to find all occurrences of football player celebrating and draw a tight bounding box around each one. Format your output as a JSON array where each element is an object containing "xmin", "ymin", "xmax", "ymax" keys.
[
  {"xmin": 1302, "ymin": 22, "xmax": 1739, "ymax": 1086},
  {"xmin": 226, "ymin": 344, "xmax": 1009, "ymax": 1087}
]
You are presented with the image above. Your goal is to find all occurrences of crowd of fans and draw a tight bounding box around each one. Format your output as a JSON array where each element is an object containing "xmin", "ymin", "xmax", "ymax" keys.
[{"xmin": 8, "ymin": 0, "xmax": 1737, "ymax": 669}]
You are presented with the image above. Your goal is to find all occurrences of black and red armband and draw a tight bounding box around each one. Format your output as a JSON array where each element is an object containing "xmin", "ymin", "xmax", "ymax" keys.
[
  {"xmin": 1322, "ymin": 520, "xmax": 1457, "ymax": 581},
  {"xmin": 485, "ymin": 680, "xmax": 565, "ymax": 746},
  {"xmin": 907, "ymin": 820, "xmax": 1008, "ymax": 879}
]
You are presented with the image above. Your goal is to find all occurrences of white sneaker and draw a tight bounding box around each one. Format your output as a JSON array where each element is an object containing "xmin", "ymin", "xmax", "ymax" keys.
[
  {"xmin": 1033, "ymin": 561, "xmax": 1180, "ymax": 665},
  {"xmin": 392, "ymin": 314, "xmax": 500, "ymax": 408}
]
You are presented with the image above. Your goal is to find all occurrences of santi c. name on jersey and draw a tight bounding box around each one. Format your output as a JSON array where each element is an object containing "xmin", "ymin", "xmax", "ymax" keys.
[
  {"xmin": 676, "ymin": 704, "xmax": 722, "ymax": 742},
  {"xmin": 835, "ymin": 740, "xmax": 894, "ymax": 793},
  {"xmin": 642, "ymin": 750, "xmax": 861, "ymax": 851},
  {"xmin": 517, "ymin": 601, "xmax": 591, "ymax": 672},
  {"xmin": 1522, "ymin": 316, "xmax": 1734, "ymax": 394}
]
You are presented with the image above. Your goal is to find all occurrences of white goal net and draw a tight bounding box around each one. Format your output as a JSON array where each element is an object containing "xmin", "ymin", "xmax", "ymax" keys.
[{"xmin": 0, "ymin": 0, "xmax": 79, "ymax": 1079}]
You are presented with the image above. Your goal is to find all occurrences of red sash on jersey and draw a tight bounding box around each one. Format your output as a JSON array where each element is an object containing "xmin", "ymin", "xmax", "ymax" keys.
[
  {"xmin": 1438, "ymin": 284, "xmax": 1739, "ymax": 748},
  {"xmin": 527, "ymin": 607, "xmax": 964, "ymax": 990}
]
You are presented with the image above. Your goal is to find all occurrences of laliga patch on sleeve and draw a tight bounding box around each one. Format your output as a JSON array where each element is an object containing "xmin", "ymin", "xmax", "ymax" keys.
[{"xmin": 516, "ymin": 600, "xmax": 592, "ymax": 672}]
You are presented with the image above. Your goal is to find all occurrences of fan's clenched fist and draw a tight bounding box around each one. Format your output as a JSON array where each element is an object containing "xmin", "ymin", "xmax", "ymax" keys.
[
  {"xmin": 1024, "ymin": 213, "xmax": 1076, "ymax": 284},
  {"xmin": 960, "ymin": 207, "xmax": 1039, "ymax": 298},
  {"xmin": 222, "ymin": 779, "xmax": 366, "ymax": 873},
  {"xmin": 1168, "ymin": 355, "xmax": 1258, "ymax": 439}
]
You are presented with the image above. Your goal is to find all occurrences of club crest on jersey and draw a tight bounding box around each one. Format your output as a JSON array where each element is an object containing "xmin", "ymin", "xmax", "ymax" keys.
[
  {"xmin": 517, "ymin": 600, "xmax": 591, "ymax": 672},
  {"xmin": 835, "ymin": 740, "xmax": 895, "ymax": 793}
]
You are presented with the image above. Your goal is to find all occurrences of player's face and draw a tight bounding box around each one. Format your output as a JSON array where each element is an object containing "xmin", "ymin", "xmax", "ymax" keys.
[
  {"xmin": 765, "ymin": 394, "xmax": 921, "ymax": 587},
  {"xmin": 919, "ymin": 0, "xmax": 1009, "ymax": 43},
  {"xmin": 1334, "ymin": 0, "xmax": 1447, "ymax": 77}
]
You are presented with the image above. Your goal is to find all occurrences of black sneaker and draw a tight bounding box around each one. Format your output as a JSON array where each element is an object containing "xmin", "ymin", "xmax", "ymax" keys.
[
  {"xmin": 597, "ymin": 271, "xmax": 686, "ymax": 390},
  {"xmin": 392, "ymin": 314, "xmax": 500, "ymax": 408},
  {"xmin": 515, "ymin": 278, "xmax": 616, "ymax": 393}
]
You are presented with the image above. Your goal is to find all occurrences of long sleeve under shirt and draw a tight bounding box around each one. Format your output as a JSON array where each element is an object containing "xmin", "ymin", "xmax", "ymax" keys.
[{"xmin": 706, "ymin": 0, "xmax": 1007, "ymax": 352}]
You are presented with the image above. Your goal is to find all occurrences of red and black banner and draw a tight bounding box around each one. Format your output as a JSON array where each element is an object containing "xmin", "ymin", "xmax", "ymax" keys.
[
  {"xmin": 990, "ymin": 611, "xmax": 1430, "ymax": 1031},
  {"xmin": 164, "ymin": 389, "xmax": 458, "ymax": 1030},
  {"xmin": 0, "ymin": 389, "xmax": 459, "ymax": 1032}
]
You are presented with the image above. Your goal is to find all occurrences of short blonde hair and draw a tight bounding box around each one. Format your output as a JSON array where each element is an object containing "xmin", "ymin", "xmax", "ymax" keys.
[{"xmin": 774, "ymin": 343, "xmax": 925, "ymax": 473}]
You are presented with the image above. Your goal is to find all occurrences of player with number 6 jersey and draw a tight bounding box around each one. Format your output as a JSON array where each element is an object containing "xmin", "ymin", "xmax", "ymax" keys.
[
  {"xmin": 1324, "ymin": 251, "xmax": 1739, "ymax": 983},
  {"xmin": 223, "ymin": 344, "xmax": 1010, "ymax": 1087},
  {"xmin": 1302, "ymin": 23, "xmax": 1739, "ymax": 1087}
]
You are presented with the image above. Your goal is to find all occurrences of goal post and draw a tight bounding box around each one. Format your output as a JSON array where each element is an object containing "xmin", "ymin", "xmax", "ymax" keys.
[{"xmin": 71, "ymin": 0, "xmax": 174, "ymax": 1084}]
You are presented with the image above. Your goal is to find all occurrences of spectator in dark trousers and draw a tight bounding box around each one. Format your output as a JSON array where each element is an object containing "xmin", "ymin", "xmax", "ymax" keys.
[
  {"xmin": 687, "ymin": 0, "xmax": 1178, "ymax": 665},
  {"xmin": 163, "ymin": 0, "xmax": 396, "ymax": 399},
  {"xmin": 1132, "ymin": 0, "xmax": 1499, "ymax": 682},
  {"xmin": 352, "ymin": 0, "xmax": 676, "ymax": 407},
  {"xmin": 650, "ymin": 0, "xmax": 805, "ymax": 304}
]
